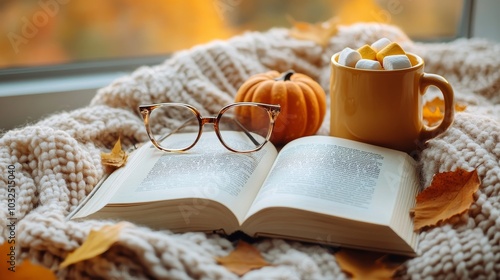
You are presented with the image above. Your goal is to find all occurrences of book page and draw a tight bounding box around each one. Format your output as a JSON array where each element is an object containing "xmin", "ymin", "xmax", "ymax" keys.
[
  {"xmin": 245, "ymin": 136, "xmax": 411, "ymax": 224},
  {"xmin": 108, "ymin": 131, "xmax": 278, "ymax": 224},
  {"xmin": 69, "ymin": 145, "xmax": 146, "ymax": 219}
]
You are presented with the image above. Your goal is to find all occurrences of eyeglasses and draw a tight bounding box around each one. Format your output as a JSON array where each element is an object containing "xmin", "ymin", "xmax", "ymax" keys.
[{"xmin": 139, "ymin": 102, "xmax": 281, "ymax": 153}]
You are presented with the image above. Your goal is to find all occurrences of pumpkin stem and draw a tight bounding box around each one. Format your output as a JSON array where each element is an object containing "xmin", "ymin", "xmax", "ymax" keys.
[{"xmin": 275, "ymin": 70, "xmax": 295, "ymax": 81}]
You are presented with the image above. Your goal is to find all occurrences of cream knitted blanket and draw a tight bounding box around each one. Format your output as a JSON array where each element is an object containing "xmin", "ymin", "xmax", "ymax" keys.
[{"xmin": 1, "ymin": 23, "xmax": 499, "ymax": 279}]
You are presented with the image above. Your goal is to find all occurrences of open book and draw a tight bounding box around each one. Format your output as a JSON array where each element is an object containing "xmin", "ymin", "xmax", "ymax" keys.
[{"xmin": 69, "ymin": 132, "xmax": 420, "ymax": 256}]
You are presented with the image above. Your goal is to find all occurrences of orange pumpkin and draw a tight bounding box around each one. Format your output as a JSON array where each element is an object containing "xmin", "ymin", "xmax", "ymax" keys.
[{"xmin": 235, "ymin": 70, "xmax": 327, "ymax": 145}]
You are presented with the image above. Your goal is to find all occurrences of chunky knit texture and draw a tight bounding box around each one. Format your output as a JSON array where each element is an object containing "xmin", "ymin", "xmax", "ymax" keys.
[{"xmin": 1, "ymin": 23, "xmax": 499, "ymax": 279}]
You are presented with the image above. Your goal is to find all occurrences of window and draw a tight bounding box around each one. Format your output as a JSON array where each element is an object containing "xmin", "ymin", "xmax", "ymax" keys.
[
  {"xmin": 0, "ymin": 0, "xmax": 471, "ymax": 130},
  {"xmin": 1, "ymin": 0, "xmax": 466, "ymax": 70}
]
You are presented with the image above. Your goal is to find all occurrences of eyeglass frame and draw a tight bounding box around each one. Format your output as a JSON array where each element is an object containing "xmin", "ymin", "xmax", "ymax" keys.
[{"xmin": 139, "ymin": 102, "xmax": 281, "ymax": 153}]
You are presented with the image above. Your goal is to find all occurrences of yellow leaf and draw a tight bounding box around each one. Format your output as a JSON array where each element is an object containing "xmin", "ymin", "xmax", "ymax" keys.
[
  {"xmin": 59, "ymin": 222, "xmax": 130, "ymax": 268},
  {"xmin": 411, "ymin": 168, "xmax": 481, "ymax": 231},
  {"xmin": 424, "ymin": 97, "xmax": 445, "ymax": 109},
  {"xmin": 335, "ymin": 248, "xmax": 406, "ymax": 280},
  {"xmin": 455, "ymin": 102, "xmax": 467, "ymax": 112},
  {"xmin": 423, "ymin": 97, "xmax": 467, "ymax": 126},
  {"xmin": 0, "ymin": 242, "xmax": 57, "ymax": 280},
  {"xmin": 215, "ymin": 241, "xmax": 270, "ymax": 276},
  {"xmin": 288, "ymin": 16, "xmax": 339, "ymax": 46},
  {"xmin": 101, "ymin": 137, "xmax": 128, "ymax": 171},
  {"xmin": 423, "ymin": 106, "xmax": 444, "ymax": 127}
]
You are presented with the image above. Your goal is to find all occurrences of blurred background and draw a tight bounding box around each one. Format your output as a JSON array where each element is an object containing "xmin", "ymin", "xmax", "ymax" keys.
[
  {"xmin": 0, "ymin": 0, "xmax": 498, "ymax": 130},
  {"xmin": 0, "ymin": 0, "xmax": 466, "ymax": 69}
]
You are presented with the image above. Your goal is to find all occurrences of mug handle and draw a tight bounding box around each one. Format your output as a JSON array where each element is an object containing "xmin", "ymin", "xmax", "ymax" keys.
[{"xmin": 419, "ymin": 73, "xmax": 455, "ymax": 143}]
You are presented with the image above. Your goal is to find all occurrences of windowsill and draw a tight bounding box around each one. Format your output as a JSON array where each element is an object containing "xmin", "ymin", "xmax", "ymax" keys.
[
  {"xmin": 0, "ymin": 73, "xmax": 127, "ymax": 131},
  {"xmin": 0, "ymin": 56, "xmax": 168, "ymax": 131},
  {"xmin": 0, "ymin": 71, "xmax": 127, "ymax": 97}
]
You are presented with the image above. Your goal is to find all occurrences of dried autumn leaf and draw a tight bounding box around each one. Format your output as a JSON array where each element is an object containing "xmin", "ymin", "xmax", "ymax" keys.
[
  {"xmin": 335, "ymin": 248, "xmax": 405, "ymax": 280},
  {"xmin": 0, "ymin": 242, "xmax": 57, "ymax": 280},
  {"xmin": 215, "ymin": 241, "xmax": 270, "ymax": 276},
  {"xmin": 60, "ymin": 222, "xmax": 130, "ymax": 268},
  {"xmin": 423, "ymin": 106, "xmax": 444, "ymax": 127},
  {"xmin": 424, "ymin": 96, "xmax": 446, "ymax": 109},
  {"xmin": 411, "ymin": 168, "xmax": 481, "ymax": 231},
  {"xmin": 288, "ymin": 16, "xmax": 339, "ymax": 46},
  {"xmin": 423, "ymin": 97, "xmax": 467, "ymax": 126},
  {"xmin": 455, "ymin": 102, "xmax": 467, "ymax": 112},
  {"xmin": 101, "ymin": 137, "xmax": 128, "ymax": 170}
]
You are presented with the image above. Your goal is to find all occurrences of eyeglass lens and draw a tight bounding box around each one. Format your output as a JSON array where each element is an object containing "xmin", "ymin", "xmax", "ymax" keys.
[
  {"xmin": 148, "ymin": 104, "xmax": 272, "ymax": 152},
  {"xmin": 148, "ymin": 104, "xmax": 199, "ymax": 150},
  {"xmin": 218, "ymin": 104, "xmax": 271, "ymax": 151}
]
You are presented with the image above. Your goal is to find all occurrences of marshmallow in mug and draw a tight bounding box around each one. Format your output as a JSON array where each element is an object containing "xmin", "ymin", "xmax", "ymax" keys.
[
  {"xmin": 375, "ymin": 42, "xmax": 405, "ymax": 63},
  {"xmin": 338, "ymin": 47, "xmax": 361, "ymax": 68},
  {"xmin": 383, "ymin": 55, "xmax": 412, "ymax": 70},
  {"xmin": 355, "ymin": 59, "xmax": 382, "ymax": 70},
  {"xmin": 337, "ymin": 38, "xmax": 413, "ymax": 70},
  {"xmin": 358, "ymin": 45, "xmax": 377, "ymax": 60},
  {"xmin": 370, "ymin": 37, "xmax": 392, "ymax": 52}
]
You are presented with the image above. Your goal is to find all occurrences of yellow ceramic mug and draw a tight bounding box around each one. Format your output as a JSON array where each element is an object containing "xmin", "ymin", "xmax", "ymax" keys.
[{"xmin": 330, "ymin": 52, "xmax": 454, "ymax": 154}]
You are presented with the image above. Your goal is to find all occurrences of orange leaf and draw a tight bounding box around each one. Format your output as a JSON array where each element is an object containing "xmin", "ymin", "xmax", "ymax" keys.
[
  {"xmin": 424, "ymin": 97, "xmax": 446, "ymax": 110},
  {"xmin": 455, "ymin": 102, "xmax": 467, "ymax": 112},
  {"xmin": 59, "ymin": 222, "xmax": 130, "ymax": 268},
  {"xmin": 215, "ymin": 241, "xmax": 270, "ymax": 276},
  {"xmin": 411, "ymin": 168, "xmax": 481, "ymax": 231},
  {"xmin": 0, "ymin": 242, "xmax": 57, "ymax": 280},
  {"xmin": 288, "ymin": 16, "xmax": 339, "ymax": 46},
  {"xmin": 423, "ymin": 97, "xmax": 467, "ymax": 126},
  {"xmin": 423, "ymin": 106, "xmax": 444, "ymax": 127},
  {"xmin": 335, "ymin": 248, "xmax": 405, "ymax": 280},
  {"xmin": 101, "ymin": 137, "xmax": 128, "ymax": 171}
]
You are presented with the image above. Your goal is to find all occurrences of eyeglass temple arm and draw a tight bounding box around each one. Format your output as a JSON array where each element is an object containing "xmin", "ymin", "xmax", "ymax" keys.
[
  {"xmin": 230, "ymin": 118, "xmax": 260, "ymax": 146},
  {"xmin": 157, "ymin": 116, "xmax": 198, "ymax": 143}
]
